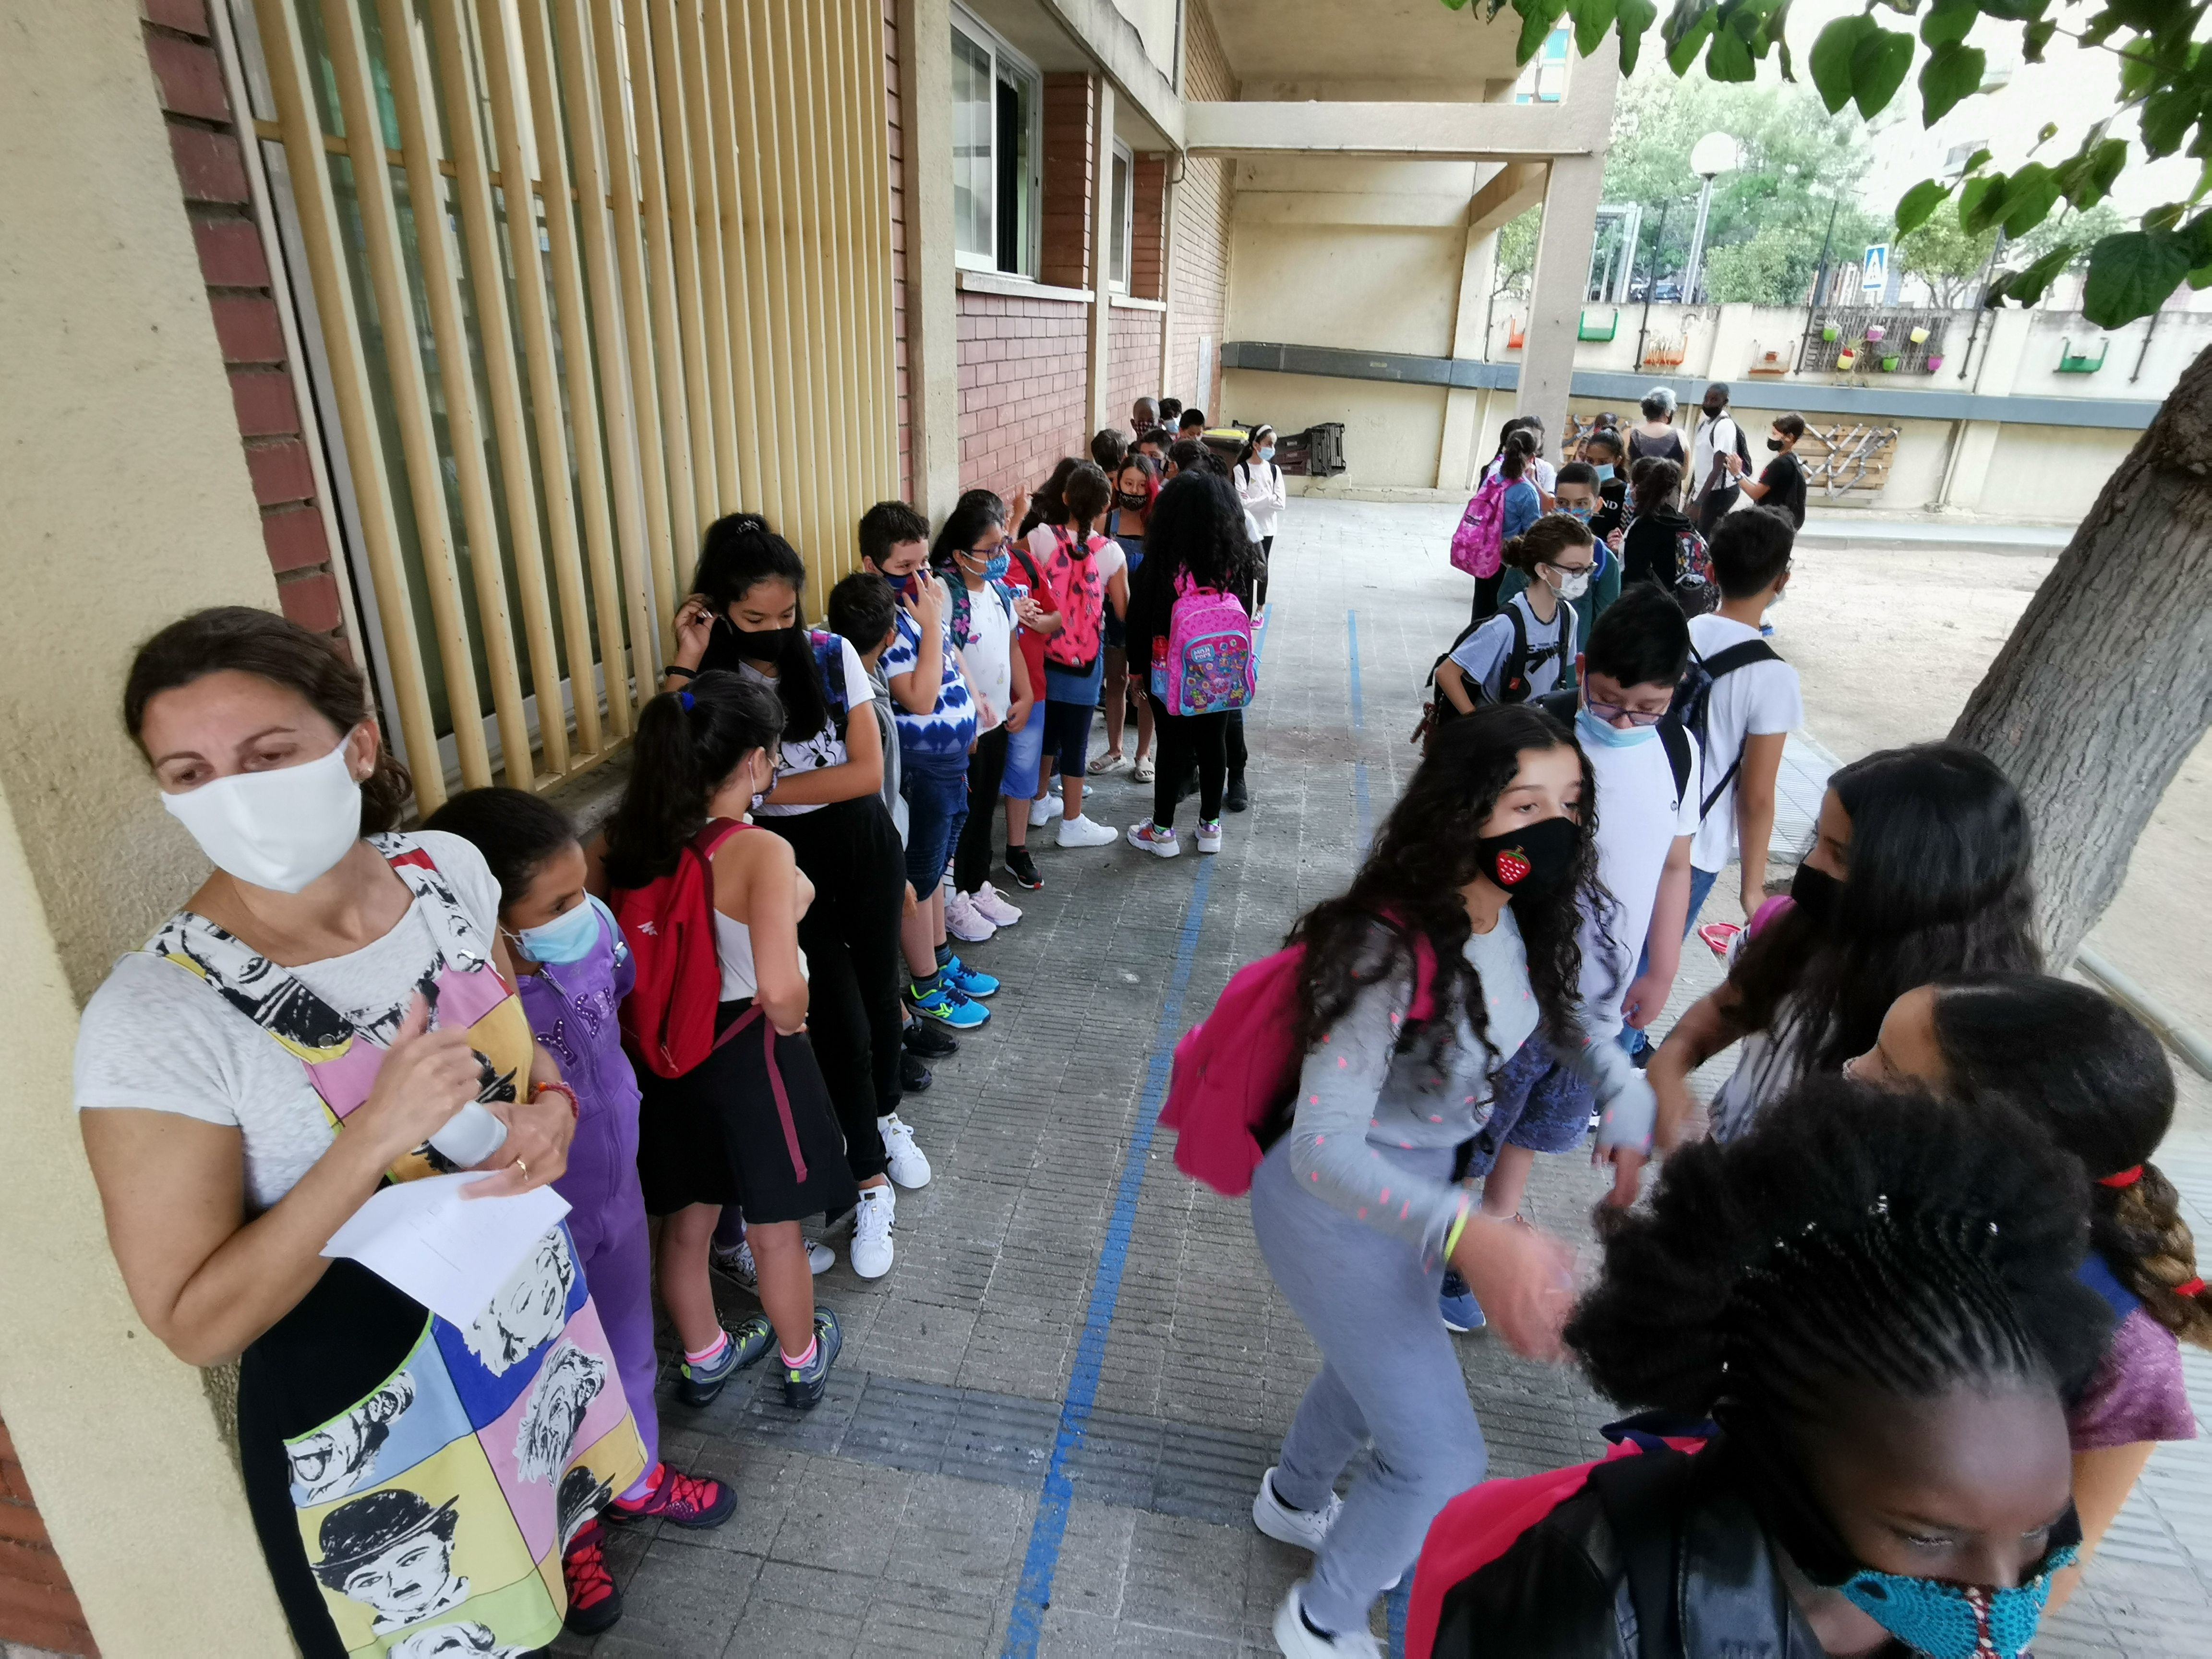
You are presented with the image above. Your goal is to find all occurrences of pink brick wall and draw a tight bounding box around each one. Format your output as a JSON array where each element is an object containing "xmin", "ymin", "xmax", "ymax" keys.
[
  {"xmin": 957, "ymin": 291, "xmax": 1090, "ymax": 502},
  {"xmin": 1107, "ymin": 306, "xmax": 1165, "ymax": 437}
]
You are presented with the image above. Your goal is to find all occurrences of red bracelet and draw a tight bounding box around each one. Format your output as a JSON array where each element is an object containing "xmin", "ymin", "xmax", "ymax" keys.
[{"xmin": 531, "ymin": 1081, "xmax": 580, "ymax": 1121}]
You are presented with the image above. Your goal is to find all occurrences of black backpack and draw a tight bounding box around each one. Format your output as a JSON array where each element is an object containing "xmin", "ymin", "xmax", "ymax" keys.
[
  {"xmin": 1671, "ymin": 637, "xmax": 1782, "ymax": 820},
  {"xmin": 1415, "ymin": 600, "xmax": 1577, "ymax": 746},
  {"xmin": 1533, "ymin": 688, "xmax": 1693, "ymax": 807}
]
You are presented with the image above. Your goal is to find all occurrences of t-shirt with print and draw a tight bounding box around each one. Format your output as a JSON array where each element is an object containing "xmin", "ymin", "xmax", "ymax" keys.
[
  {"xmin": 73, "ymin": 830, "xmax": 505, "ymax": 1214},
  {"xmin": 1577, "ymin": 722, "xmax": 1702, "ymax": 1037},
  {"xmin": 879, "ymin": 596, "xmax": 978, "ymax": 765},
  {"xmin": 1447, "ymin": 589, "xmax": 1576, "ymax": 704},
  {"xmin": 947, "ymin": 574, "xmax": 1016, "ymax": 733},
  {"xmin": 1685, "ymin": 613, "xmax": 1803, "ymax": 873},
  {"xmin": 747, "ymin": 634, "xmax": 875, "ymax": 817}
]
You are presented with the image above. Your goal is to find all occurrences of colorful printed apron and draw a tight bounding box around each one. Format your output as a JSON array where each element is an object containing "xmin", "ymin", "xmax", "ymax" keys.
[{"xmin": 152, "ymin": 835, "xmax": 646, "ymax": 1658}]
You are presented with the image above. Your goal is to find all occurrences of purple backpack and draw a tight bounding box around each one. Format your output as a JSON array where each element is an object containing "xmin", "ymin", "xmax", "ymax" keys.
[
  {"xmin": 1450, "ymin": 474, "xmax": 1509, "ymax": 578},
  {"xmin": 1149, "ymin": 572, "xmax": 1256, "ymax": 717}
]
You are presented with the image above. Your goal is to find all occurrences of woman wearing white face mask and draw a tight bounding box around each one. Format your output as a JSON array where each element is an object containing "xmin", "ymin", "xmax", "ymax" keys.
[
  {"xmin": 1432, "ymin": 515, "xmax": 1597, "ymax": 718},
  {"xmin": 76, "ymin": 608, "xmax": 641, "ymax": 1654}
]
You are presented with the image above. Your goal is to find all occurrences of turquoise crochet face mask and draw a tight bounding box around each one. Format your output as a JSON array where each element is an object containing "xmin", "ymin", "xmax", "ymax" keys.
[{"xmin": 1834, "ymin": 1541, "xmax": 2077, "ymax": 1659}]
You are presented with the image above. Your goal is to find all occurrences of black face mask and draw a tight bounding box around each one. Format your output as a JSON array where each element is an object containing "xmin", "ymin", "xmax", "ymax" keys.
[
  {"xmin": 1766, "ymin": 436, "xmax": 1785, "ymax": 452},
  {"xmin": 717, "ymin": 616, "xmax": 798, "ymax": 662},
  {"xmin": 1118, "ymin": 491, "xmax": 1149, "ymax": 511},
  {"xmin": 1474, "ymin": 814, "xmax": 1579, "ymax": 899},
  {"xmin": 1790, "ymin": 862, "xmax": 1841, "ymax": 926}
]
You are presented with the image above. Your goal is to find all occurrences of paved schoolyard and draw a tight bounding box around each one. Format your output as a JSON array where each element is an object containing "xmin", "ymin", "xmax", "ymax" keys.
[{"xmin": 553, "ymin": 498, "xmax": 2210, "ymax": 1658}]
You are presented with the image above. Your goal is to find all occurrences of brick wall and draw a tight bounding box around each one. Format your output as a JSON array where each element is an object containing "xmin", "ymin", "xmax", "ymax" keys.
[
  {"xmin": 1107, "ymin": 305, "xmax": 1166, "ymax": 436},
  {"xmin": 1168, "ymin": 0, "xmax": 1236, "ymax": 415},
  {"xmin": 0, "ymin": 1413, "xmax": 96, "ymax": 1658},
  {"xmin": 957, "ymin": 292, "xmax": 1090, "ymax": 501},
  {"xmin": 1040, "ymin": 74, "xmax": 1097, "ymax": 291},
  {"xmin": 1131, "ymin": 154, "xmax": 1168, "ymax": 302},
  {"xmin": 142, "ymin": 0, "xmax": 349, "ymax": 643},
  {"xmin": 884, "ymin": 0, "xmax": 910, "ymax": 502}
]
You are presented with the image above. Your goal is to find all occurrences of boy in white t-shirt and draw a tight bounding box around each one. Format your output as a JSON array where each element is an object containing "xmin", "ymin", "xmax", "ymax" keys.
[{"xmin": 1684, "ymin": 505, "xmax": 1802, "ymax": 934}]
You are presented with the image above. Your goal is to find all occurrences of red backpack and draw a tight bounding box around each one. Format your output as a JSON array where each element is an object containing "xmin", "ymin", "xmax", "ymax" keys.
[
  {"xmin": 610, "ymin": 819, "xmax": 750, "ymax": 1079},
  {"xmin": 1159, "ymin": 924, "xmax": 1439, "ymax": 1198}
]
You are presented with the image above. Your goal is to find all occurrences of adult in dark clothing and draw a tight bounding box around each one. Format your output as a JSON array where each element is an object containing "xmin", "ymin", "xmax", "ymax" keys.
[
  {"xmin": 1741, "ymin": 411, "xmax": 1810, "ymax": 529},
  {"xmin": 1626, "ymin": 387, "xmax": 1686, "ymax": 470},
  {"xmin": 1416, "ymin": 1078, "xmax": 2108, "ymax": 1659},
  {"xmin": 1618, "ymin": 456, "xmax": 1695, "ymax": 590}
]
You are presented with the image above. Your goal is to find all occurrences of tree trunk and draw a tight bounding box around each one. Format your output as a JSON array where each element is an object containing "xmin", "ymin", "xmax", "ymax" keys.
[{"xmin": 1949, "ymin": 341, "xmax": 2212, "ymax": 962}]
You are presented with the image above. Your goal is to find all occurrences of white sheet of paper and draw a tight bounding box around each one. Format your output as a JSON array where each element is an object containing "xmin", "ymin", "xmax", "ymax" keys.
[{"xmin": 322, "ymin": 1173, "xmax": 571, "ymax": 1328}]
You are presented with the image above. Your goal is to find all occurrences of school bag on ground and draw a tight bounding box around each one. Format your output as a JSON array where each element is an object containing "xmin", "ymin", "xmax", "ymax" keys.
[
  {"xmin": 611, "ymin": 818, "xmax": 753, "ymax": 1079},
  {"xmin": 1042, "ymin": 528, "xmax": 1106, "ymax": 673},
  {"xmin": 1150, "ymin": 572, "xmax": 1256, "ymax": 716},
  {"xmin": 1411, "ymin": 600, "xmax": 1576, "ymax": 750},
  {"xmin": 1671, "ymin": 634, "xmax": 1782, "ymax": 821},
  {"xmin": 1449, "ymin": 474, "xmax": 1510, "ymax": 579},
  {"xmin": 1160, "ymin": 924, "xmax": 1438, "ymax": 1198},
  {"xmin": 1533, "ymin": 686, "xmax": 1693, "ymax": 805}
]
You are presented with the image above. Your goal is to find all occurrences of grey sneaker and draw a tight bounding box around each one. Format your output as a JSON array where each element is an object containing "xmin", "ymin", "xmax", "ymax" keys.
[
  {"xmin": 782, "ymin": 1308, "xmax": 843, "ymax": 1411},
  {"xmin": 676, "ymin": 1313, "xmax": 773, "ymax": 1407}
]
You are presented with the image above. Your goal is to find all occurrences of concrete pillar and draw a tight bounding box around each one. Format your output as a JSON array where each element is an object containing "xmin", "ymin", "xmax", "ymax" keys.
[
  {"xmin": 1517, "ymin": 154, "xmax": 1604, "ymax": 442},
  {"xmin": 1087, "ymin": 79, "xmax": 1117, "ymax": 435},
  {"xmin": 897, "ymin": 0, "xmax": 961, "ymax": 522},
  {"xmin": 1941, "ymin": 306, "xmax": 2034, "ymax": 509}
]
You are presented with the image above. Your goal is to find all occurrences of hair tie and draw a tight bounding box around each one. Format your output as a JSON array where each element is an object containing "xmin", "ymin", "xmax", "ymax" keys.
[
  {"xmin": 2097, "ymin": 1165, "xmax": 2144, "ymax": 1189},
  {"xmin": 2175, "ymin": 1277, "xmax": 2207, "ymax": 1299},
  {"xmin": 678, "ymin": 690, "xmax": 695, "ymax": 712}
]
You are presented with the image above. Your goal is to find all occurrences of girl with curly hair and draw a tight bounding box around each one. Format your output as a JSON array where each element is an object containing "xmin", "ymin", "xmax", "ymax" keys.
[
  {"xmin": 1412, "ymin": 1078, "xmax": 2109, "ymax": 1659},
  {"xmin": 1845, "ymin": 971, "xmax": 2206, "ymax": 1607},
  {"xmin": 1249, "ymin": 707, "xmax": 1656, "ymax": 1659}
]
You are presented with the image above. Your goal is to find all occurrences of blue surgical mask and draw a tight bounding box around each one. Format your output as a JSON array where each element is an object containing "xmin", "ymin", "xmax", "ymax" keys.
[
  {"xmin": 1563, "ymin": 502, "xmax": 1595, "ymax": 523},
  {"xmin": 1592, "ymin": 463, "xmax": 1616, "ymax": 482},
  {"xmin": 1576, "ymin": 707, "xmax": 1657, "ymax": 749},
  {"xmin": 1259, "ymin": 445, "xmax": 1275, "ymax": 463},
  {"xmin": 1834, "ymin": 1543, "xmax": 2078, "ymax": 1659},
  {"xmin": 508, "ymin": 891, "xmax": 613, "ymax": 965},
  {"xmin": 985, "ymin": 552, "xmax": 1010, "ymax": 581}
]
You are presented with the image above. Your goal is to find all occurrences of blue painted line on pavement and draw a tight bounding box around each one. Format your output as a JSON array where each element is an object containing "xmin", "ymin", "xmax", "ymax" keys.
[
  {"xmin": 1001, "ymin": 857, "xmax": 1216, "ymax": 1657},
  {"xmin": 1346, "ymin": 610, "xmax": 1364, "ymax": 731}
]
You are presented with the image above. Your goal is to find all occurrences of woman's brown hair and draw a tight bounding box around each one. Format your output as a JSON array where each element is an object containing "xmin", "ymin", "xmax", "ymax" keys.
[{"xmin": 123, "ymin": 606, "xmax": 412, "ymax": 833}]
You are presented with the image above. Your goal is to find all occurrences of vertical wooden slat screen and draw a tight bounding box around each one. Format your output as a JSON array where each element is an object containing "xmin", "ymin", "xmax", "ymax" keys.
[{"xmin": 245, "ymin": 0, "xmax": 898, "ymax": 801}]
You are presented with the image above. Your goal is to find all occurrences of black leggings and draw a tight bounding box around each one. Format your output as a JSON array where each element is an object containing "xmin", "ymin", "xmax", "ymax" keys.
[
  {"xmin": 954, "ymin": 723, "xmax": 1011, "ymax": 894},
  {"xmin": 757, "ymin": 796, "xmax": 905, "ymax": 1178},
  {"xmin": 1151, "ymin": 697, "xmax": 1229, "ymax": 829},
  {"xmin": 1470, "ymin": 570, "xmax": 1503, "ymax": 625},
  {"xmin": 1256, "ymin": 534, "xmax": 1274, "ymax": 613}
]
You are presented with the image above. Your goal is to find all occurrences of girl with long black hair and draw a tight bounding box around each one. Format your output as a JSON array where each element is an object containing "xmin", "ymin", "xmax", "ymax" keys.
[
  {"xmin": 1250, "ymin": 708, "xmax": 1654, "ymax": 1659},
  {"xmin": 1845, "ymin": 972, "xmax": 2206, "ymax": 1606},
  {"xmin": 667, "ymin": 514, "xmax": 920, "ymax": 1277},
  {"xmin": 1648, "ymin": 740, "xmax": 2039, "ymax": 1148},
  {"xmin": 600, "ymin": 673, "xmax": 853, "ymax": 1408},
  {"xmin": 1415, "ymin": 1078, "xmax": 2109, "ymax": 1659}
]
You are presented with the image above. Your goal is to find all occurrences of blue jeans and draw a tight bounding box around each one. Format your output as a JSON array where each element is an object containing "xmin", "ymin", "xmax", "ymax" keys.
[
  {"xmin": 899, "ymin": 754, "xmax": 970, "ymax": 891},
  {"xmin": 1619, "ymin": 865, "xmax": 1723, "ymax": 1057}
]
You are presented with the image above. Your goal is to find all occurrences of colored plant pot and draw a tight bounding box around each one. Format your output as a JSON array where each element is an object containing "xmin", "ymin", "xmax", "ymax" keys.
[
  {"xmin": 1908, "ymin": 325, "xmax": 1930, "ymax": 345},
  {"xmin": 1924, "ymin": 354, "xmax": 1945, "ymax": 371},
  {"xmin": 1837, "ymin": 349, "xmax": 1856, "ymax": 369},
  {"xmin": 1822, "ymin": 324, "xmax": 1839, "ymax": 341},
  {"xmin": 1881, "ymin": 355, "xmax": 1900, "ymax": 371},
  {"xmin": 1865, "ymin": 325, "xmax": 1887, "ymax": 342}
]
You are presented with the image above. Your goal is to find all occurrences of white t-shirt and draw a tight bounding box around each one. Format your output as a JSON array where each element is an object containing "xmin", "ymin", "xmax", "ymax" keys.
[
  {"xmin": 1690, "ymin": 411, "xmax": 1740, "ymax": 499},
  {"xmin": 1483, "ymin": 454, "xmax": 1557, "ymax": 497},
  {"xmin": 1685, "ymin": 614, "xmax": 1803, "ymax": 873},
  {"xmin": 749, "ymin": 635, "xmax": 874, "ymax": 817},
  {"xmin": 1577, "ymin": 724, "xmax": 1702, "ymax": 1036},
  {"xmin": 1710, "ymin": 1005, "xmax": 1811, "ymax": 1143},
  {"xmin": 1235, "ymin": 459, "xmax": 1286, "ymax": 539},
  {"xmin": 73, "ymin": 831, "xmax": 504, "ymax": 1214},
  {"xmin": 1448, "ymin": 590, "xmax": 1575, "ymax": 703},
  {"xmin": 1024, "ymin": 525, "xmax": 1126, "ymax": 587},
  {"xmin": 950, "ymin": 577, "xmax": 1016, "ymax": 732}
]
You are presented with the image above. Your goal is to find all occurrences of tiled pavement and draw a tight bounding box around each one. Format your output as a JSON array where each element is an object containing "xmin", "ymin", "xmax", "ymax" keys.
[{"xmin": 554, "ymin": 499, "xmax": 2211, "ymax": 1658}]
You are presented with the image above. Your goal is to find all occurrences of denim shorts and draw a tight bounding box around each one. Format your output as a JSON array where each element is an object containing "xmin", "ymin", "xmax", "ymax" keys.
[
  {"xmin": 1460, "ymin": 1038, "xmax": 1591, "ymax": 1178},
  {"xmin": 899, "ymin": 753, "xmax": 970, "ymax": 891},
  {"xmin": 1000, "ymin": 708, "xmax": 1046, "ymax": 799}
]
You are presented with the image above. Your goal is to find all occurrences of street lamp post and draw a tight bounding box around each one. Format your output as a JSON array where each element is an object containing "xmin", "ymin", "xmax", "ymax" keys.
[{"xmin": 1682, "ymin": 131, "xmax": 1740, "ymax": 305}]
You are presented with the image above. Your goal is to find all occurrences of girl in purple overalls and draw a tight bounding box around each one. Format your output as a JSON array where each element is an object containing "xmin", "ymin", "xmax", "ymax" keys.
[{"xmin": 424, "ymin": 789, "xmax": 733, "ymax": 1613}]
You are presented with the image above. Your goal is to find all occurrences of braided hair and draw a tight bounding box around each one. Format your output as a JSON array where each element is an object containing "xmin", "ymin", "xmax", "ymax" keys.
[
  {"xmin": 1568, "ymin": 1076, "xmax": 2110, "ymax": 1433},
  {"xmin": 1926, "ymin": 972, "xmax": 2211, "ymax": 1348}
]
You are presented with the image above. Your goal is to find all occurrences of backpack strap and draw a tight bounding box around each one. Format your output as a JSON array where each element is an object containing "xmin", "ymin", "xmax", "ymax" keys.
[
  {"xmin": 1496, "ymin": 602, "xmax": 1531, "ymax": 701},
  {"xmin": 1659, "ymin": 718, "xmax": 1693, "ymax": 805},
  {"xmin": 807, "ymin": 628, "xmax": 851, "ymax": 734},
  {"xmin": 1690, "ymin": 639, "xmax": 1784, "ymax": 819}
]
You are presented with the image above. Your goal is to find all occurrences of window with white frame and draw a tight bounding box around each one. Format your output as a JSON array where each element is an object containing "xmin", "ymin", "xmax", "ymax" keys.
[
  {"xmin": 1109, "ymin": 142, "xmax": 1132, "ymax": 291},
  {"xmin": 950, "ymin": 8, "xmax": 1041, "ymax": 277}
]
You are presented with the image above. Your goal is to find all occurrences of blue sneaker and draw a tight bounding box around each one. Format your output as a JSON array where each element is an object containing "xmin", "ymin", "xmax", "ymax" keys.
[
  {"xmin": 940, "ymin": 954, "xmax": 999, "ymax": 998},
  {"xmin": 782, "ymin": 1308, "xmax": 843, "ymax": 1410},
  {"xmin": 909, "ymin": 981, "xmax": 990, "ymax": 1029},
  {"xmin": 677, "ymin": 1313, "xmax": 773, "ymax": 1406},
  {"xmin": 1440, "ymin": 1270, "xmax": 1486, "ymax": 1334}
]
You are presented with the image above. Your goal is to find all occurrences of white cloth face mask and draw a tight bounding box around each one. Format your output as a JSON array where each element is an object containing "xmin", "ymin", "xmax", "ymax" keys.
[{"xmin": 162, "ymin": 733, "xmax": 365, "ymax": 893}]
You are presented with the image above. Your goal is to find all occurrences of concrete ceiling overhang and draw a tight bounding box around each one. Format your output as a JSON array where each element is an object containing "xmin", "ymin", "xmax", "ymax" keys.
[{"xmin": 1203, "ymin": 0, "xmax": 1525, "ymax": 93}]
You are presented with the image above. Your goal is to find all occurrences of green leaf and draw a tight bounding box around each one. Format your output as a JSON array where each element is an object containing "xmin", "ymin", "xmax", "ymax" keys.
[
  {"xmin": 2056, "ymin": 138, "xmax": 2129, "ymax": 211},
  {"xmin": 2141, "ymin": 88, "xmax": 2200, "ymax": 159},
  {"xmin": 2083, "ymin": 230, "xmax": 2190, "ymax": 326},
  {"xmin": 1960, "ymin": 172, "xmax": 2008, "ymax": 235},
  {"xmin": 2022, "ymin": 18, "xmax": 2056, "ymax": 60},
  {"xmin": 1999, "ymin": 162, "xmax": 2061, "ymax": 237},
  {"xmin": 1514, "ymin": 0, "xmax": 1568, "ymax": 65},
  {"xmin": 1897, "ymin": 179, "xmax": 1954, "ymax": 236},
  {"xmin": 1962, "ymin": 146, "xmax": 1992, "ymax": 175},
  {"xmin": 1920, "ymin": 0, "xmax": 1977, "ymax": 48},
  {"xmin": 1987, "ymin": 244, "xmax": 2075, "ymax": 306},
  {"xmin": 1614, "ymin": 0, "xmax": 1659, "ymax": 72},
  {"xmin": 1850, "ymin": 24, "xmax": 1917, "ymax": 119},
  {"xmin": 1919, "ymin": 41, "xmax": 1985, "ymax": 123},
  {"xmin": 2144, "ymin": 200, "xmax": 2187, "ymax": 232},
  {"xmin": 1708, "ymin": 22, "xmax": 1756, "ymax": 80},
  {"xmin": 1977, "ymin": 0, "xmax": 2049, "ymax": 19},
  {"xmin": 1568, "ymin": 0, "xmax": 1617, "ymax": 56},
  {"xmin": 1809, "ymin": 14, "xmax": 1875, "ymax": 113},
  {"xmin": 1667, "ymin": 9, "xmax": 1718, "ymax": 74}
]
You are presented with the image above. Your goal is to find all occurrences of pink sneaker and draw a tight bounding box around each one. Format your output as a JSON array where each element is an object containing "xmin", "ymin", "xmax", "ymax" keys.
[{"xmin": 970, "ymin": 884, "xmax": 1022, "ymax": 927}]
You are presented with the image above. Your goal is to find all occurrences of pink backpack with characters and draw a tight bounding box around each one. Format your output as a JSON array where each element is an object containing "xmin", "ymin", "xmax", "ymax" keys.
[
  {"xmin": 1149, "ymin": 573, "xmax": 1256, "ymax": 716},
  {"xmin": 1449, "ymin": 474, "xmax": 1510, "ymax": 579}
]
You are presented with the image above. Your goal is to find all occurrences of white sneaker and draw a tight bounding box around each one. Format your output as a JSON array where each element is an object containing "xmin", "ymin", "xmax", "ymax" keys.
[
  {"xmin": 1056, "ymin": 813, "xmax": 1119, "ymax": 849},
  {"xmin": 849, "ymin": 1185, "xmax": 895, "ymax": 1278},
  {"xmin": 970, "ymin": 884, "xmax": 1022, "ymax": 927},
  {"xmin": 1271, "ymin": 1582, "xmax": 1380, "ymax": 1659},
  {"xmin": 1128, "ymin": 820, "xmax": 1180, "ymax": 858},
  {"xmin": 711, "ymin": 1238, "xmax": 835, "ymax": 1292},
  {"xmin": 1252, "ymin": 1467, "xmax": 1340, "ymax": 1553},
  {"xmin": 878, "ymin": 1113, "xmax": 932, "ymax": 1189},
  {"xmin": 1195, "ymin": 818, "xmax": 1224, "ymax": 854},
  {"xmin": 1028, "ymin": 794, "xmax": 1054, "ymax": 829},
  {"xmin": 943, "ymin": 889, "xmax": 996, "ymax": 944}
]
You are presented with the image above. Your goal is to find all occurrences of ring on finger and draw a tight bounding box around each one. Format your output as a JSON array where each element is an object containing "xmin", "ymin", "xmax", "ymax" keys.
[{"xmin": 512, "ymin": 1155, "xmax": 529, "ymax": 1183}]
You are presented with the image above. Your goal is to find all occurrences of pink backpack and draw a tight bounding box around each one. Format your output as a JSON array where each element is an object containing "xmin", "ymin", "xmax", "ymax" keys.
[
  {"xmin": 1148, "ymin": 572, "xmax": 1256, "ymax": 716},
  {"xmin": 1449, "ymin": 475, "xmax": 1509, "ymax": 579},
  {"xmin": 1043, "ymin": 528, "xmax": 1106, "ymax": 672},
  {"xmin": 1160, "ymin": 925, "xmax": 1439, "ymax": 1197}
]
